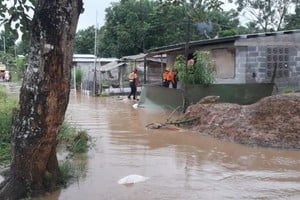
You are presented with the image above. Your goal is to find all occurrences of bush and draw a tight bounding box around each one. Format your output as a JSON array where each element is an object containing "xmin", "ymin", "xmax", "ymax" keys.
[
  {"xmin": 283, "ymin": 87, "xmax": 295, "ymax": 93},
  {"xmin": 75, "ymin": 68, "xmax": 83, "ymax": 88},
  {"xmin": 175, "ymin": 51, "xmax": 216, "ymax": 85}
]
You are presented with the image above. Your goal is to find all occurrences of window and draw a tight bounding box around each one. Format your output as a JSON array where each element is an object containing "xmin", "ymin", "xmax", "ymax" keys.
[
  {"xmin": 266, "ymin": 46, "xmax": 290, "ymax": 78},
  {"xmin": 211, "ymin": 48, "xmax": 235, "ymax": 79}
]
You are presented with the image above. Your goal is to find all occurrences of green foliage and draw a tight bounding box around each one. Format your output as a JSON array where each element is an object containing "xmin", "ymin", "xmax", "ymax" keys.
[
  {"xmin": 0, "ymin": 51, "xmax": 14, "ymax": 66},
  {"xmin": 58, "ymin": 122, "xmax": 89, "ymax": 154},
  {"xmin": 100, "ymin": 92, "xmax": 110, "ymax": 97},
  {"xmin": 0, "ymin": 86, "xmax": 17, "ymax": 166},
  {"xmin": 0, "ymin": 142, "xmax": 11, "ymax": 166},
  {"xmin": 58, "ymin": 122, "xmax": 77, "ymax": 143},
  {"xmin": 285, "ymin": 4, "xmax": 300, "ymax": 30},
  {"xmin": 14, "ymin": 56, "xmax": 27, "ymax": 80},
  {"xmin": 97, "ymin": 0, "xmax": 225, "ymax": 57},
  {"xmin": 0, "ymin": 31, "xmax": 18, "ymax": 55},
  {"xmin": 0, "ymin": 91, "xmax": 90, "ymax": 167},
  {"xmin": 75, "ymin": 68, "xmax": 83, "ymax": 88},
  {"xmin": 233, "ymin": 0, "xmax": 297, "ymax": 31},
  {"xmin": 15, "ymin": 36, "xmax": 30, "ymax": 56},
  {"xmin": 58, "ymin": 160, "xmax": 86, "ymax": 186},
  {"xmin": 74, "ymin": 26, "xmax": 96, "ymax": 54},
  {"xmin": 175, "ymin": 51, "xmax": 216, "ymax": 85},
  {"xmin": 0, "ymin": 0, "xmax": 35, "ymax": 41},
  {"xmin": 70, "ymin": 131, "xmax": 89, "ymax": 154},
  {"xmin": 283, "ymin": 87, "xmax": 296, "ymax": 93}
]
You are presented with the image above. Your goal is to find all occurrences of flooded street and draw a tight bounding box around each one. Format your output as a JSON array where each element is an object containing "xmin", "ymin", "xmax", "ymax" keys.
[{"xmin": 31, "ymin": 91, "xmax": 300, "ymax": 200}]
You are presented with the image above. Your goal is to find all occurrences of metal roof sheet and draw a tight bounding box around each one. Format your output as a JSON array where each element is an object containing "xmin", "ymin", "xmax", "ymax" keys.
[
  {"xmin": 100, "ymin": 62, "xmax": 124, "ymax": 72},
  {"xmin": 146, "ymin": 29, "xmax": 300, "ymax": 56},
  {"xmin": 121, "ymin": 53, "xmax": 147, "ymax": 61}
]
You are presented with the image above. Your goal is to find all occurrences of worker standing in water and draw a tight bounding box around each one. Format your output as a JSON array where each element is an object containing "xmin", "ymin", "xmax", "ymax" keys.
[
  {"xmin": 128, "ymin": 68, "xmax": 139, "ymax": 100},
  {"xmin": 163, "ymin": 67, "xmax": 171, "ymax": 87},
  {"xmin": 171, "ymin": 68, "xmax": 178, "ymax": 89},
  {"xmin": 163, "ymin": 67, "xmax": 178, "ymax": 88}
]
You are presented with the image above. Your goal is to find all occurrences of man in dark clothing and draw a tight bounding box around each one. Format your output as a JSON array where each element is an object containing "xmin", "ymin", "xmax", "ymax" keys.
[{"xmin": 128, "ymin": 68, "xmax": 138, "ymax": 100}]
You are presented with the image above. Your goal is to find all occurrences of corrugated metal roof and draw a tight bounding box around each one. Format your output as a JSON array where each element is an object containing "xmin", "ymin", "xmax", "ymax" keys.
[
  {"xmin": 100, "ymin": 62, "xmax": 125, "ymax": 72},
  {"xmin": 121, "ymin": 53, "xmax": 147, "ymax": 61},
  {"xmin": 146, "ymin": 29, "xmax": 300, "ymax": 56},
  {"xmin": 73, "ymin": 54, "xmax": 96, "ymax": 59},
  {"xmin": 73, "ymin": 57, "xmax": 119, "ymax": 63}
]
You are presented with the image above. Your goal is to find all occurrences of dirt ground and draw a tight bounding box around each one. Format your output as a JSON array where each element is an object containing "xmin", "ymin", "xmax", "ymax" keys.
[{"xmin": 181, "ymin": 93, "xmax": 300, "ymax": 149}]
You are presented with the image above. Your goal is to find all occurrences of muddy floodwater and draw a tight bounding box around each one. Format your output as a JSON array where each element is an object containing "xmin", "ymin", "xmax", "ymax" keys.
[{"xmin": 28, "ymin": 91, "xmax": 300, "ymax": 200}]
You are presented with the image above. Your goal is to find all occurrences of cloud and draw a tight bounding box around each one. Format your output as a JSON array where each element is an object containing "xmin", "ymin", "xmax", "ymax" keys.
[{"xmin": 77, "ymin": 0, "xmax": 118, "ymax": 31}]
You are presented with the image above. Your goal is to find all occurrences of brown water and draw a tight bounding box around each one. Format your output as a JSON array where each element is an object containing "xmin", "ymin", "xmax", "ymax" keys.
[{"xmin": 28, "ymin": 91, "xmax": 300, "ymax": 200}]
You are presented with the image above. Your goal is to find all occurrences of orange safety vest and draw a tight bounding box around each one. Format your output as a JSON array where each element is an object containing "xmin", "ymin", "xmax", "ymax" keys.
[
  {"xmin": 166, "ymin": 71, "xmax": 175, "ymax": 83},
  {"xmin": 163, "ymin": 71, "xmax": 169, "ymax": 80}
]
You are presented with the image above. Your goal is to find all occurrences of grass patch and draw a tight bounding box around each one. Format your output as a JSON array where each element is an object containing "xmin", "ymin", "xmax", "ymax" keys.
[
  {"xmin": 100, "ymin": 92, "xmax": 110, "ymax": 97},
  {"xmin": 58, "ymin": 159, "xmax": 87, "ymax": 187},
  {"xmin": 0, "ymin": 142, "xmax": 11, "ymax": 166},
  {"xmin": 58, "ymin": 122, "xmax": 90, "ymax": 154},
  {"xmin": 283, "ymin": 87, "xmax": 296, "ymax": 93},
  {"xmin": 1, "ymin": 86, "xmax": 90, "ymax": 166},
  {"xmin": 56, "ymin": 123, "xmax": 90, "ymax": 186},
  {"xmin": 0, "ymin": 86, "xmax": 17, "ymax": 166}
]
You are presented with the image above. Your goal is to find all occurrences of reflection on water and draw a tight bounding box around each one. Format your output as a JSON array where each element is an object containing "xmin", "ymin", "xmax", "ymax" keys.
[{"xmin": 31, "ymin": 91, "xmax": 300, "ymax": 200}]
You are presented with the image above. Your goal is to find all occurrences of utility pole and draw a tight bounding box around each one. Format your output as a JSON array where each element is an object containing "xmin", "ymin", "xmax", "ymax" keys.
[
  {"xmin": 93, "ymin": 11, "xmax": 98, "ymax": 96},
  {"xmin": 183, "ymin": 2, "xmax": 191, "ymax": 111}
]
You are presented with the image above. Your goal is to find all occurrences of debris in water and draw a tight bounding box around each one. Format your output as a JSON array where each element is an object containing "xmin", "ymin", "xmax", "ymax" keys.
[{"xmin": 118, "ymin": 174, "xmax": 149, "ymax": 185}]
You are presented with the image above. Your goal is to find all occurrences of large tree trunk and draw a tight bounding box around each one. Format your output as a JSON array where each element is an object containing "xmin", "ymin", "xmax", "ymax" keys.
[{"xmin": 0, "ymin": 0, "xmax": 83, "ymax": 199}]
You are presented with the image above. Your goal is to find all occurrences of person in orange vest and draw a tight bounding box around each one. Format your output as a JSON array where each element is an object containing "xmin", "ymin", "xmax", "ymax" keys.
[
  {"xmin": 128, "ymin": 68, "xmax": 139, "ymax": 100},
  {"xmin": 163, "ymin": 67, "xmax": 170, "ymax": 87},
  {"xmin": 170, "ymin": 68, "xmax": 178, "ymax": 89}
]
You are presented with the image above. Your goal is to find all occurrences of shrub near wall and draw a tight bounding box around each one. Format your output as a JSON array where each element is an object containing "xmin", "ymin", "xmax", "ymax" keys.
[
  {"xmin": 75, "ymin": 68, "xmax": 83, "ymax": 89},
  {"xmin": 175, "ymin": 51, "xmax": 216, "ymax": 85}
]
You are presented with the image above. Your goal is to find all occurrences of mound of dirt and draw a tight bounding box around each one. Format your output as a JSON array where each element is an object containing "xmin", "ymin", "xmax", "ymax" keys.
[{"xmin": 183, "ymin": 93, "xmax": 300, "ymax": 149}]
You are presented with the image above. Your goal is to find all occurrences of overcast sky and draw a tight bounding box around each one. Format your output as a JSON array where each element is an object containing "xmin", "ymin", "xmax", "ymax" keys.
[
  {"xmin": 77, "ymin": 0, "xmax": 118, "ymax": 31},
  {"xmin": 77, "ymin": 0, "xmax": 235, "ymax": 32}
]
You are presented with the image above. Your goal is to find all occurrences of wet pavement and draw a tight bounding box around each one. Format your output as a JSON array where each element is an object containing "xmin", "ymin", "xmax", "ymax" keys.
[{"xmin": 2, "ymin": 84, "xmax": 300, "ymax": 200}]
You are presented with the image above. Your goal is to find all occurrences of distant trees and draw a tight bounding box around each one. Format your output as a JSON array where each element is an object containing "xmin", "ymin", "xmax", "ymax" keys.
[
  {"xmin": 99, "ymin": 0, "xmax": 157, "ymax": 57},
  {"xmin": 94, "ymin": 0, "xmax": 228, "ymax": 57},
  {"xmin": 285, "ymin": 3, "xmax": 300, "ymax": 30},
  {"xmin": 75, "ymin": 26, "xmax": 96, "ymax": 54},
  {"xmin": 231, "ymin": 0, "xmax": 298, "ymax": 31},
  {"xmin": 74, "ymin": 0, "xmax": 300, "ymax": 58},
  {"xmin": 0, "ymin": 31, "xmax": 18, "ymax": 55}
]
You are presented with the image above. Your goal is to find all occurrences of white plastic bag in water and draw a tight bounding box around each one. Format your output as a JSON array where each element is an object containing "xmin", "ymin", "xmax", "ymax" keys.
[{"xmin": 118, "ymin": 174, "xmax": 149, "ymax": 185}]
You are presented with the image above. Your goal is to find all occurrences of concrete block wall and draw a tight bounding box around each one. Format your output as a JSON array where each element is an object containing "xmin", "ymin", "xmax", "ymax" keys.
[{"xmin": 235, "ymin": 33, "xmax": 300, "ymax": 92}]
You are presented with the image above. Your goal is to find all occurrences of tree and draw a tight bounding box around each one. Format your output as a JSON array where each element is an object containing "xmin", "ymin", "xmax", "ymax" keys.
[
  {"xmin": 231, "ymin": 0, "xmax": 297, "ymax": 32},
  {"xmin": 284, "ymin": 3, "xmax": 300, "ymax": 29},
  {"xmin": 205, "ymin": 9, "xmax": 241, "ymax": 37},
  {"xmin": 0, "ymin": 31, "xmax": 18, "ymax": 55},
  {"xmin": 99, "ymin": 0, "xmax": 224, "ymax": 57},
  {"xmin": 100, "ymin": 0, "xmax": 157, "ymax": 57},
  {"xmin": 0, "ymin": 0, "xmax": 83, "ymax": 199},
  {"xmin": 74, "ymin": 26, "xmax": 97, "ymax": 54}
]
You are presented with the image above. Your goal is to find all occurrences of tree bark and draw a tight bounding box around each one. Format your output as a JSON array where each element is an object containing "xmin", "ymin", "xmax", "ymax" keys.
[{"xmin": 0, "ymin": 0, "xmax": 83, "ymax": 199}]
